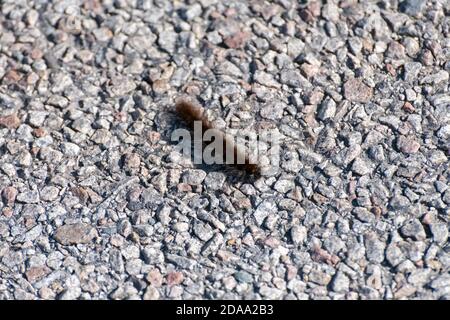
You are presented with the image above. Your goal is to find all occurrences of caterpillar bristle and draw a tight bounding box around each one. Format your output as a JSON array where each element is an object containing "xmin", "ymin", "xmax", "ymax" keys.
[{"xmin": 175, "ymin": 98, "xmax": 261, "ymax": 176}]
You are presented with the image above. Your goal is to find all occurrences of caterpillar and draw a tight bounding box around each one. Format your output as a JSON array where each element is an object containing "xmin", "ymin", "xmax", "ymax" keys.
[{"xmin": 175, "ymin": 98, "xmax": 261, "ymax": 176}]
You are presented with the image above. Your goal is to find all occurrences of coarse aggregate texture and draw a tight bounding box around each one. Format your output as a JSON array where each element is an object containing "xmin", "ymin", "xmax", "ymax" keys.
[{"xmin": 0, "ymin": 0, "xmax": 449, "ymax": 300}]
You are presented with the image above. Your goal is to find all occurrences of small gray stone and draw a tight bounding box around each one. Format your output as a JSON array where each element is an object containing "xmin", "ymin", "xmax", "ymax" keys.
[
  {"xmin": 142, "ymin": 247, "xmax": 164, "ymax": 265},
  {"xmin": 317, "ymin": 97, "xmax": 336, "ymax": 120},
  {"xmin": 365, "ymin": 234, "xmax": 386, "ymax": 264},
  {"xmin": 234, "ymin": 271, "xmax": 253, "ymax": 283},
  {"xmin": 59, "ymin": 287, "xmax": 81, "ymax": 300},
  {"xmin": 420, "ymin": 70, "xmax": 449, "ymax": 85},
  {"xmin": 182, "ymin": 169, "xmax": 206, "ymax": 185},
  {"xmin": 125, "ymin": 259, "xmax": 142, "ymax": 275},
  {"xmin": 259, "ymin": 286, "xmax": 283, "ymax": 299},
  {"xmin": 71, "ymin": 118, "xmax": 93, "ymax": 135},
  {"xmin": 430, "ymin": 274, "xmax": 450, "ymax": 290},
  {"xmin": 353, "ymin": 207, "xmax": 375, "ymax": 223},
  {"xmin": 158, "ymin": 30, "xmax": 177, "ymax": 53},
  {"xmin": 1, "ymin": 163, "xmax": 16, "ymax": 177},
  {"xmin": 408, "ymin": 269, "xmax": 431, "ymax": 286},
  {"xmin": 109, "ymin": 249, "xmax": 124, "ymax": 273},
  {"xmin": 165, "ymin": 254, "xmax": 197, "ymax": 270},
  {"xmin": 287, "ymin": 38, "xmax": 305, "ymax": 58},
  {"xmin": 379, "ymin": 115, "xmax": 401, "ymax": 130},
  {"xmin": 429, "ymin": 223, "xmax": 448, "ymax": 244},
  {"xmin": 399, "ymin": 0, "xmax": 427, "ymax": 16},
  {"xmin": 143, "ymin": 286, "xmax": 160, "ymax": 300},
  {"xmin": 16, "ymin": 190, "xmax": 40, "ymax": 204},
  {"xmin": 351, "ymin": 158, "xmax": 372, "ymax": 176},
  {"xmin": 108, "ymin": 76, "xmax": 137, "ymax": 97},
  {"xmin": 348, "ymin": 38, "xmax": 362, "ymax": 55},
  {"xmin": 28, "ymin": 111, "xmax": 48, "ymax": 127},
  {"xmin": 280, "ymin": 69, "xmax": 307, "ymax": 88},
  {"xmin": 201, "ymin": 233, "xmax": 223, "ymax": 256},
  {"xmin": 308, "ymin": 270, "xmax": 332, "ymax": 286},
  {"xmin": 60, "ymin": 142, "xmax": 80, "ymax": 156},
  {"xmin": 331, "ymin": 271, "xmax": 350, "ymax": 293},
  {"xmin": 91, "ymin": 129, "xmax": 111, "ymax": 145},
  {"xmin": 400, "ymin": 219, "xmax": 426, "ymax": 241},
  {"xmin": 390, "ymin": 195, "xmax": 411, "ymax": 210},
  {"xmin": 2, "ymin": 250, "xmax": 24, "ymax": 268},
  {"xmin": 437, "ymin": 125, "xmax": 450, "ymax": 140},
  {"xmin": 274, "ymin": 179, "xmax": 295, "ymax": 194},
  {"xmin": 431, "ymin": 94, "xmax": 450, "ymax": 107},
  {"xmin": 40, "ymin": 186, "xmax": 59, "ymax": 201},
  {"xmin": 290, "ymin": 225, "xmax": 307, "ymax": 245},
  {"xmin": 386, "ymin": 243, "xmax": 405, "ymax": 267},
  {"xmin": 54, "ymin": 223, "xmax": 98, "ymax": 245},
  {"xmin": 204, "ymin": 172, "xmax": 226, "ymax": 190},
  {"xmin": 183, "ymin": 3, "xmax": 202, "ymax": 20},
  {"xmin": 254, "ymin": 71, "xmax": 281, "ymax": 88},
  {"xmin": 25, "ymin": 225, "xmax": 42, "ymax": 242},
  {"xmin": 193, "ymin": 222, "xmax": 213, "ymax": 241},
  {"xmin": 253, "ymin": 200, "xmax": 277, "ymax": 226},
  {"xmin": 47, "ymin": 95, "xmax": 69, "ymax": 109},
  {"xmin": 260, "ymin": 101, "xmax": 284, "ymax": 120},
  {"xmin": 403, "ymin": 62, "xmax": 422, "ymax": 82},
  {"xmin": 92, "ymin": 26, "xmax": 112, "ymax": 41}
]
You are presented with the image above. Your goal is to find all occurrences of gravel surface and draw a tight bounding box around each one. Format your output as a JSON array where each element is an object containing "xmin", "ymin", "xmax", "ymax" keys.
[{"xmin": 0, "ymin": 0, "xmax": 449, "ymax": 300}]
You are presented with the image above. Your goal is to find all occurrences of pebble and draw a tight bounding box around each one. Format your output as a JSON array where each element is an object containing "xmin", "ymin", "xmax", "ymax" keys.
[
  {"xmin": 290, "ymin": 225, "xmax": 307, "ymax": 245},
  {"xmin": 331, "ymin": 272, "xmax": 350, "ymax": 293},
  {"xmin": 2, "ymin": 187, "xmax": 18, "ymax": 206},
  {"xmin": 54, "ymin": 223, "xmax": 98, "ymax": 245},
  {"xmin": 280, "ymin": 69, "xmax": 307, "ymax": 88},
  {"xmin": 343, "ymin": 78, "xmax": 373, "ymax": 103},
  {"xmin": 420, "ymin": 70, "xmax": 449, "ymax": 85},
  {"xmin": 254, "ymin": 71, "xmax": 281, "ymax": 88},
  {"xmin": 167, "ymin": 271, "xmax": 184, "ymax": 286},
  {"xmin": 182, "ymin": 169, "xmax": 207, "ymax": 185},
  {"xmin": 0, "ymin": 114, "xmax": 21, "ymax": 129},
  {"xmin": 365, "ymin": 234, "xmax": 386, "ymax": 264},
  {"xmin": 91, "ymin": 129, "xmax": 112, "ymax": 145},
  {"xmin": 16, "ymin": 190, "xmax": 40, "ymax": 204},
  {"xmin": 351, "ymin": 158, "xmax": 372, "ymax": 176},
  {"xmin": 25, "ymin": 266, "xmax": 51, "ymax": 283},
  {"xmin": 396, "ymin": 136, "xmax": 420, "ymax": 154},
  {"xmin": 308, "ymin": 270, "xmax": 332, "ymax": 286},
  {"xmin": 143, "ymin": 286, "xmax": 160, "ymax": 300},
  {"xmin": 234, "ymin": 271, "xmax": 253, "ymax": 283},
  {"xmin": 429, "ymin": 223, "xmax": 448, "ymax": 244},
  {"xmin": 224, "ymin": 31, "xmax": 250, "ymax": 49},
  {"xmin": 317, "ymin": 97, "xmax": 336, "ymax": 121},
  {"xmin": 399, "ymin": 0, "xmax": 427, "ymax": 16},
  {"xmin": 287, "ymin": 38, "xmax": 305, "ymax": 58},
  {"xmin": 123, "ymin": 153, "xmax": 141, "ymax": 169},
  {"xmin": 253, "ymin": 200, "xmax": 277, "ymax": 226},
  {"xmin": 260, "ymin": 101, "xmax": 284, "ymax": 120},
  {"xmin": 40, "ymin": 186, "xmax": 60, "ymax": 202},
  {"xmin": 204, "ymin": 172, "xmax": 226, "ymax": 190},
  {"xmin": 386, "ymin": 41, "xmax": 406, "ymax": 59},
  {"xmin": 184, "ymin": 3, "xmax": 202, "ymax": 20},
  {"xmin": 60, "ymin": 142, "xmax": 81, "ymax": 156},
  {"xmin": 403, "ymin": 62, "xmax": 422, "ymax": 82},
  {"xmin": 400, "ymin": 219, "xmax": 427, "ymax": 241}
]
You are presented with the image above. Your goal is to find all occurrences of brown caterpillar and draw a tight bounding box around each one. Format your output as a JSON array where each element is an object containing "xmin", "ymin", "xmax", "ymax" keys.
[{"xmin": 175, "ymin": 98, "xmax": 261, "ymax": 176}]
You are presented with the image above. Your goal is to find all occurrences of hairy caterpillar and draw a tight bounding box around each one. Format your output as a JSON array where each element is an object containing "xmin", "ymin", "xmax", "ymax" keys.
[{"xmin": 175, "ymin": 98, "xmax": 261, "ymax": 176}]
